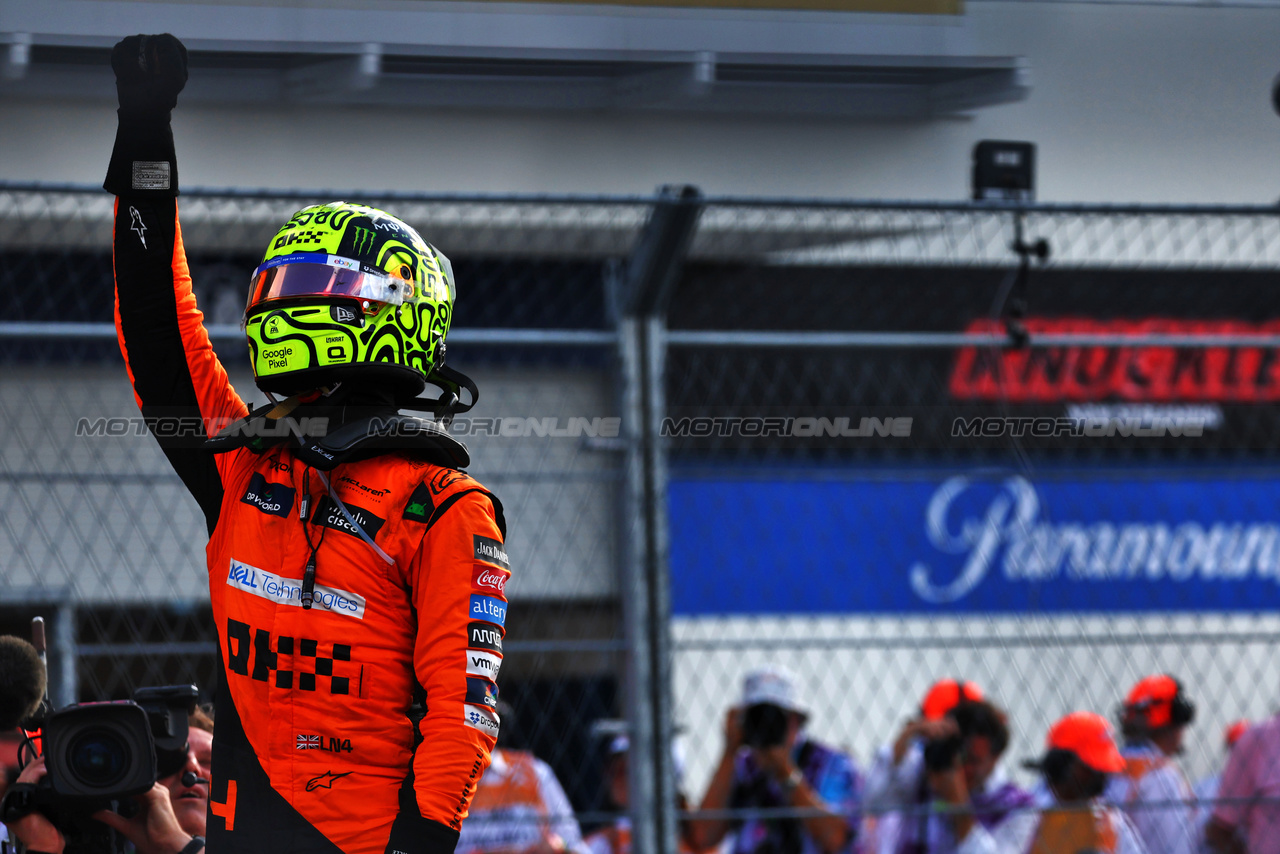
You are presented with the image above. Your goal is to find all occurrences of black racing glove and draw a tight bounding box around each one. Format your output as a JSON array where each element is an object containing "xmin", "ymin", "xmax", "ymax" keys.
[{"xmin": 103, "ymin": 33, "xmax": 189, "ymax": 197}]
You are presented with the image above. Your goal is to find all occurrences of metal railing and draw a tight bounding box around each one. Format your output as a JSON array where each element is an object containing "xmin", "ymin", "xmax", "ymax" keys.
[{"xmin": 5, "ymin": 182, "xmax": 1280, "ymax": 853}]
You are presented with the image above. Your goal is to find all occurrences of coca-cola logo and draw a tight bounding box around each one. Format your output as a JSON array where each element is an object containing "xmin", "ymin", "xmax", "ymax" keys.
[{"xmin": 472, "ymin": 566, "xmax": 510, "ymax": 595}]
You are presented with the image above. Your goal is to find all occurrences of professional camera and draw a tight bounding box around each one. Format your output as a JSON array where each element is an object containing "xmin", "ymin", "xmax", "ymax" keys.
[
  {"xmin": 7, "ymin": 684, "xmax": 200, "ymax": 854},
  {"xmin": 44, "ymin": 685, "xmax": 199, "ymax": 798},
  {"xmin": 742, "ymin": 703, "xmax": 790, "ymax": 750},
  {"xmin": 922, "ymin": 733, "xmax": 965, "ymax": 773}
]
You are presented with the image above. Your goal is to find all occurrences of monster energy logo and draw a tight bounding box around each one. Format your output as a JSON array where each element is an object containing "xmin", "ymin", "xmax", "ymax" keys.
[{"xmin": 351, "ymin": 227, "xmax": 376, "ymax": 255}]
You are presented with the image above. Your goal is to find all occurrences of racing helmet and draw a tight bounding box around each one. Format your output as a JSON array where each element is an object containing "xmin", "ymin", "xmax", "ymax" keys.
[{"xmin": 244, "ymin": 202, "xmax": 455, "ymax": 399}]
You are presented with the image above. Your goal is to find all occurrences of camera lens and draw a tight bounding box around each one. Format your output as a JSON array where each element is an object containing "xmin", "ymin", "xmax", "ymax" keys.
[
  {"xmin": 743, "ymin": 703, "xmax": 789, "ymax": 749},
  {"xmin": 68, "ymin": 727, "xmax": 129, "ymax": 788}
]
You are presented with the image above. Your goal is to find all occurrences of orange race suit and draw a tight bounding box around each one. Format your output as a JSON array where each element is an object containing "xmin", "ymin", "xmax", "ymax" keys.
[{"xmin": 112, "ymin": 194, "xmax": 508, "ymax": 854}]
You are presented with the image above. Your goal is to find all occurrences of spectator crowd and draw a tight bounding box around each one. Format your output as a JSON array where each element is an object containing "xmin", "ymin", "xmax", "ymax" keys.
[
  {"xmin": 2, "ymin": 662, "xmax": 1277, "ymax": 854},
  {"xmin": 445, "ymin": 667, "xmax": 1279, "ymax": 854}
]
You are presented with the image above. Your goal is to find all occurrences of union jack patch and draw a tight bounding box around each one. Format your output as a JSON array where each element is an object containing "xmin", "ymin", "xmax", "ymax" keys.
[{"xmin": 297, "ymin": 734, "xmax": 320, "ymax": 750}]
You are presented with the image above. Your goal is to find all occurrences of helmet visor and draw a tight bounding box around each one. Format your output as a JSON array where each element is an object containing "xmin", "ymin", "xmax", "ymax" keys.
[{"xmin": 246, "ymin": 253, "xmax": 408, "ymax": 314}]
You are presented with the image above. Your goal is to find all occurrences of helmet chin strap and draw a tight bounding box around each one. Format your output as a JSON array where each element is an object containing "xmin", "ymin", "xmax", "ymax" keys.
[{"xmin": 399, "ymin": 364, "xmax": 479, "ymax": 425}]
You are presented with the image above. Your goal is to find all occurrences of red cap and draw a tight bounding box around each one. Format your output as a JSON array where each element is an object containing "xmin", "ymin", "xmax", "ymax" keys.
[
  {"xmin": 1225, "ymin": 720, "xmax": 1250, "ymax": 749},
  {"xmin": 920, "ymin": 679, "xmax": 984, "ymax": 721},
  {"xmin": 1046, "ymin": 711, "xmax": 1126, "ymax": 774},
  {"xmin": 1124, "ymin": 674, "xmax": 1183, "ymax": 728}
]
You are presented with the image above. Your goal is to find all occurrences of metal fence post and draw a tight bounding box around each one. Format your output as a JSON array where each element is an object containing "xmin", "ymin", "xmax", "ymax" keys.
[
  {"xmin": 619, "ymin": 313, "xmax": 657, "ymax": 854},
  {"xmin": 618, "ymin": 186, "xmax": 702, "ymax": 854},
  {"xmin": 642, "ymin": 314, "xmax": 675, "ymax": 854},
  {"xmin": 54, "ymin": 600, "xmax": 77, "ymax": 707}
]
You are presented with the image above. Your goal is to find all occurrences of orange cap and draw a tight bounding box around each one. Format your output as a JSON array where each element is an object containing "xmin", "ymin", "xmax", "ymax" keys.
[
  {"xmin": 1046, "ymin": 711, "xmax": 1126, "ymax": 773},
  {"xmin": 920, "ymin": 679, "xmax": 984, "ymax": 721},
  {"xmin": 1225, "ymin": 720, "xmax": 1250, "ymax": 749},
  {"xmin": 1123, "ymin": 674, "xmax": 1183, "ymax": 729}
]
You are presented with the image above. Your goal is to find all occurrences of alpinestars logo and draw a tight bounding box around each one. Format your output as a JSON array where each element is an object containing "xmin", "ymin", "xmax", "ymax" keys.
[
  {"xmin": 305, "ymin": 770, "xmax": 353, "ymax": 792},
  {"xmin": 129, "ymin": 206, "xmax": 147, "ymax": 249}
]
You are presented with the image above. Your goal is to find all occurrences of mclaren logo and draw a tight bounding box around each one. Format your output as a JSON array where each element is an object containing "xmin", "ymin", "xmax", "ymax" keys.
[{"xmin": 129, "ymin": 206, "xmax": 147, "ymax": 249}]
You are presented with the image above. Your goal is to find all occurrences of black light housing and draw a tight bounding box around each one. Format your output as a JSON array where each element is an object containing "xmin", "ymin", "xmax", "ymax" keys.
[{"xmin": 972, "ymin": 140, "xmax": 1036, "ymax": 202}]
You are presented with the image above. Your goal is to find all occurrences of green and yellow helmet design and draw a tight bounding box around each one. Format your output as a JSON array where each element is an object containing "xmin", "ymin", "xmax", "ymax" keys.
[{"xmin": 243, "ymin": 202, "xmax": 455, "ymax": 399}]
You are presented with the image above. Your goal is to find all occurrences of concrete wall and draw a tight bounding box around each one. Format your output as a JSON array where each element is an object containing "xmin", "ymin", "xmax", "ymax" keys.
[{"xmin": 3, "ymin": 1, "xmax": 1280, "ymax": 202}]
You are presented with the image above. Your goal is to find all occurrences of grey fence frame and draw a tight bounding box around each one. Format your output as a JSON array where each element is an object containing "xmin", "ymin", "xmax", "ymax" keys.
[{"xmin": 5, "ymin": 182, "xmax": 1280, "ymax": 854}]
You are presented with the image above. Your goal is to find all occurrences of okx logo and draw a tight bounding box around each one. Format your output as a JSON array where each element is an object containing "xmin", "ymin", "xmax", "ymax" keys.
[{"xmin": 226, "ymin": 619, "xmax": 358, "ymax": 696}]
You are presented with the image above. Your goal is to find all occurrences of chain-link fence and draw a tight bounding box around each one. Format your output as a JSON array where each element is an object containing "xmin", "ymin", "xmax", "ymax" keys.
[
  {"xmin": 0, "ymin": 184, "xmax": 647, "ymax": 836},
  {"xmin": 667, "ymin": 198, "xmax": 1280, "ymax": 853},
  {"xmin": 4, "ymin": 185, "xmax": 1280, "ymax": 851}
]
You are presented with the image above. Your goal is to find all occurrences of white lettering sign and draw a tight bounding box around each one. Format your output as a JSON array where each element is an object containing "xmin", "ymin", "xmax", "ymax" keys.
[{"xmin": 909, "ymin": 477, "xmax": 1280, "ymax": 603}]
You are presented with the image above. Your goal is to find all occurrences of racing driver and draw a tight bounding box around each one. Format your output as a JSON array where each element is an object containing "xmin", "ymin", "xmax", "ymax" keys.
[{"xmin": 105, "ymin": 34, "xmax": 508, "ymax": 854}]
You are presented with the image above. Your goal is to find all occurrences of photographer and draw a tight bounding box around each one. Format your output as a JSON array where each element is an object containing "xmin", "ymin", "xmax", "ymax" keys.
[
  {"xmin": 164, "ymin": 711, "xmax": 211, "ymax": 842},
  {"xmin": 3, "ymin": 710, "xmax": 213, "ymax": 854},
  {"xmin": 1103, "ymin": 675, "xmax": 1197, "ymax": 854},
  {"xmin": 584, "ymin": 734, "xmax": 700, "ymax": 854},
  {"xmin": 1027, "ymin": 712, "xmax": 1147, "ymax": 854},
  {"xmin": 690, "ymin": 668, "xmax": 861, "ymax": 854},
  {"xmin": 865, "ymin": 680, "xmax": 1032, "ymax": 854},
  {"xmin": 4, "ymin": 757, "xmax": 198, "ymax": 854}
]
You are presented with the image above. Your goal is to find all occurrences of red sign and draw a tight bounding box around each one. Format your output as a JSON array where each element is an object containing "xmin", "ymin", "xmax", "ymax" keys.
[
  {"xmin": 950, "ymin": 318, "xmax": 1280, "ymax": 402},
  {"xmin": 472, "ymin": 566, "xmax": 510, "ymax": 596}
]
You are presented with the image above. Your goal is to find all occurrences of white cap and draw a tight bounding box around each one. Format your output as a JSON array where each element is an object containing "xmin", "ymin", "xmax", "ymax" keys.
[
  {"xmin": 741, "ymin": 667, "xmax": 807, "ymax": 717},
  {"xmin": 605, "ymin": 733, "xmax": 687, "ymax": 788}
]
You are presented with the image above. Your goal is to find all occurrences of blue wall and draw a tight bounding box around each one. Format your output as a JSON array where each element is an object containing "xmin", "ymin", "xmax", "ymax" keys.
[{"xmin": 669, "ymin": 467, "xmax": 1280, "ymax": 615}]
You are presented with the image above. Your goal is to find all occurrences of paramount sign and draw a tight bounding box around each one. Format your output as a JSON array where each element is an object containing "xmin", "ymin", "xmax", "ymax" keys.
[
  {"xmin": 670, "ymin": 468, "xmax": 1280, "ymax": 615},
  {"xmin": 910, "ymin": 475, "xmax": 1280, "ymax": 604}
]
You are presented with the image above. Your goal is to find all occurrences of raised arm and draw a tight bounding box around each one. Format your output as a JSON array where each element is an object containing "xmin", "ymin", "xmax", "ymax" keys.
[{"xmin": 106, "ymin": 34, "xmax": 248, "ymax": 532}]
